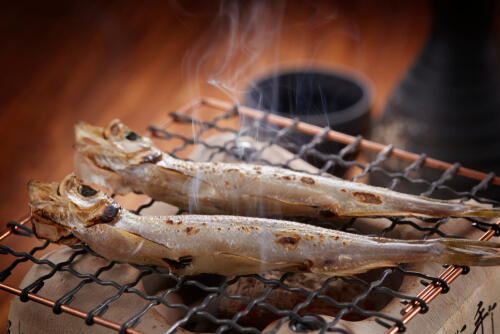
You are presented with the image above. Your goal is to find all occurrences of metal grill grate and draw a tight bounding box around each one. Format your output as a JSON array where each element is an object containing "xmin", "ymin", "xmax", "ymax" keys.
[{"xmin": 2, "ymin": 98, "xmax": 500, "ymax": 334}]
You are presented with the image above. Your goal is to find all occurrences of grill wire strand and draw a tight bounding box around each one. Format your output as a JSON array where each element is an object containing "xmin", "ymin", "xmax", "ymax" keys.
[{"xmin": 1, "ymin": 99, "xmax": 499, "ymax": 334}]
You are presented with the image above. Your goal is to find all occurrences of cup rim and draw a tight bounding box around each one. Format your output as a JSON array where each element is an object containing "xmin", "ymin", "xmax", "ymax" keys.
[{"xmin": 244, "ymin": 63, "xmax": 374, "ymax": 125}]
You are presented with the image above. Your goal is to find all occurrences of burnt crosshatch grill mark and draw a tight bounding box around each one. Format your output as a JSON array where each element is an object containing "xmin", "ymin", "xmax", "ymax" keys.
[{"xmin": 3, "ymin": 99, "xmax": 500, "ymax": 334}]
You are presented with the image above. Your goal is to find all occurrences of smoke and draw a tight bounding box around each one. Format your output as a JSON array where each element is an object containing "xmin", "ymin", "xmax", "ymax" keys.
[
  {"xmin": 182, "ymin": 0, "xmax": 286, "ymax": 103},
  {"xmin": 181, "ymin": 1, "xmax": 287, "ymax": 212},
  {"xmin": 180, "ymin": 1, "xmax": 343, "ymax": 212}
]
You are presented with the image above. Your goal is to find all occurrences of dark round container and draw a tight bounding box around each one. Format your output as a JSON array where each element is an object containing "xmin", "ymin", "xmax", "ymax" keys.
[{"xmin": 244, "ymin": 69, "xmax": 373, "ymax": 173}]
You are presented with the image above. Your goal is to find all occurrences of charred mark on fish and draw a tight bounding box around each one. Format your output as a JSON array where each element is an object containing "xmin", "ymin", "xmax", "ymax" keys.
[
  {"xmin": 276, "ymin": 235, "xmax": 301, "ymax": 250},
  {"xmin": 141, "ymin": 152, "xmax": 162, "ymax": 164},
  {"xmin": 300, "ymin": 176, "xmax": 315, "ymax": 185},
  {"xmin": 162, "ymin": 256, "xmax": 193, "ymax": 269},
  {"xmin": 92, "ymin": 202, "xmax": 121, "ymax": 224},
  {"xmin": 184, "ymin": 226, "xmax": 200, "ymax": 235},
  {"xmin": 352, "ymin": 192, "xmax": 383, "ymax": 205}
]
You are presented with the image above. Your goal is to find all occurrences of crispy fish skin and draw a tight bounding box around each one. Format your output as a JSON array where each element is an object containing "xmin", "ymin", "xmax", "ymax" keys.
[
  {"xmin": 73, "ymin": 119, "xmax": 500, "ymax": 219},
  {"xmin": 28, "ymin": 174, "xmax": 500, "ymax": 277}
]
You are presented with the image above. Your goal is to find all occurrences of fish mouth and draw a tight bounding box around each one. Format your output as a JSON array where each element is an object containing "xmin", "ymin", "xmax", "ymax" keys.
[
  {"xmin": 28, "ymin": 177, "xmax": 80, "ymax": 244},
  {"xmin": 75, "ymin": 121, "xmax": 108, "ymax": 147},
  {"xmin": 28, "ymin": 179, "xmax": 61, "ymax": 203},
  {"xmin": 27, "ymin": 177, "xmax": 72, "ymax": 223},
  {"xmin": 75, "ymin": 119, "xmax": 127, "ymax": 146},
  {"xmin": 74, "ymin": 121, "xmax": 120, "ymax": 169},
  {"xmin": 74, "ymin": 120, "xmax": 158, "ymax": 171},
  {"xmin": 74, "ymin": 119, "xmax": 135, "ymax": 158},
  {"xmin": 28, "ymin": 174, "xmax": 83, "ymax": 209},
  {"xmin": 28, "ymin": 174, "xmax": 112, "ymax": 235}
]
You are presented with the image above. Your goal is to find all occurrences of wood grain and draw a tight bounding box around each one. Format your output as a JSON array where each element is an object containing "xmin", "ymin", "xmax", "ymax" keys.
[{"xmin": 0, "ymin": 1, "xmax": 429, "ymax": 332}]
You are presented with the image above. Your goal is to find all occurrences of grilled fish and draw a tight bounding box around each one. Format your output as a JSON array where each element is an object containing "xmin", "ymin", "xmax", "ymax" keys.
[
  {"xmin": 28, "ymin": 174, "xmax": 500, "ymax": 276},
  {"xmin": 73, "ymin": 119, "xmax": 500, "ymax": 219}
]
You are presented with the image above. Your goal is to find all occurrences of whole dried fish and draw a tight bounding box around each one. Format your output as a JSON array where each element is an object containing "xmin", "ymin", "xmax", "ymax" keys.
[
  {"xmin": 28, "ymin": 174, "xmax": 500, "ymax": 276},
  {"xmin": 74, "ymin": 120, "xmax": 500, "ymax": 219}
]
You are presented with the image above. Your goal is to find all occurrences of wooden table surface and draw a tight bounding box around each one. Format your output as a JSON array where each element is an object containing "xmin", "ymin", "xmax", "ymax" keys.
[{"xmin": 0, "ymin": 0, "xmax": 429, "ymax": 331}]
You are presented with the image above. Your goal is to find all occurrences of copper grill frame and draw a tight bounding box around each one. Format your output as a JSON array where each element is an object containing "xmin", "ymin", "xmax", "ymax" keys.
[{"xmin": 1, "ymin": 97, "xmax": 499, "ymax": 334}]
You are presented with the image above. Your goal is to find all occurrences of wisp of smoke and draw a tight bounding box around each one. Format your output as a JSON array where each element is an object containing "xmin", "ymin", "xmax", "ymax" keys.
[{"xmin": 182, "ymin": 0, "xmax": 286, "ymax": 103}]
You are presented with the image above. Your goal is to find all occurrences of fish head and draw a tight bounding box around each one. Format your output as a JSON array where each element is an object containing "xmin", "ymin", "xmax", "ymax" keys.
[
  {"xmin": 28, "ymin": 174, "xmax": 119, "ymax": 244},
  {"xmin": 75, "ymin": 119, "xmax": 161, "ymax": 171}
]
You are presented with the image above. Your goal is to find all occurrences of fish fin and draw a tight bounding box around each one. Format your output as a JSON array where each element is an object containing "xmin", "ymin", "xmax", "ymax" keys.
[
  {"xmin": 31, "ymin": 217, "xmax": 78, "ymax": 245},
  {"xmin": 436, "ymin": 239, "xmax": 500, "ymax": 266},
  {"xmin": 215, "ymin": 252, "xmax": 303, "ymax": 275}
]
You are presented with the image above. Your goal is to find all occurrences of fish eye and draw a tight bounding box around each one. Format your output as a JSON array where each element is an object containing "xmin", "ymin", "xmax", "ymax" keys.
[
  {"xmin": 79, "ymin": 185, "xmax": 97, "ymax": 197},
  {"xmin": 125, "ymin": 131, "xmax": 140, "ymax": 141}
]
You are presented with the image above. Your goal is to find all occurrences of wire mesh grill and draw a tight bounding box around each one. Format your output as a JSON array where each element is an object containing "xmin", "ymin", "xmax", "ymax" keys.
[{"xmin": 2, "ymin": 98, "xmax": 500, "ymax": 334}]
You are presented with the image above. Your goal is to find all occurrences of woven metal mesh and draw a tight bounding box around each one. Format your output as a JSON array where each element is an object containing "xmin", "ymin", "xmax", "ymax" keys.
[{"xmin": 2, "ymin": 103, "xmax": 500, "ymax": 334}]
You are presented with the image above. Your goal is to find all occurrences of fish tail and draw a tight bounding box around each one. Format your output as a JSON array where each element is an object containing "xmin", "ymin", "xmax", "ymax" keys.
[
  {"xmin": 460, "ymin": 207, "xmax": 500, "ymax": 219},
  {"xmin": 433, "ymin": 239, "xmax": 500, "ymax": 266},
  {"xmin": 379, "ymin": 193, "xmax": 500, "ymax": 218}
]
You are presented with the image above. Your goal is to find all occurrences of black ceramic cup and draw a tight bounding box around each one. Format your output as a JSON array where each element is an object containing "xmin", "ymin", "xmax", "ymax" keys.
[{"xmin": 243, "ymin": 68, "xmax": 373, "ymax": 172}]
